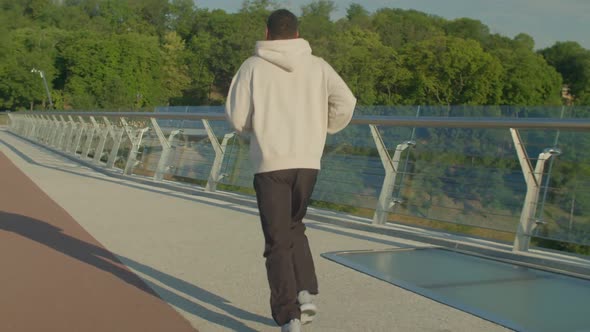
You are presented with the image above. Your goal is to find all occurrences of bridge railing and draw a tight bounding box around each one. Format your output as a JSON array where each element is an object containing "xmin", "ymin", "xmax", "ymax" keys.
[{"xmin": 7, "ymin": 107, "xmax": 590, "ymax": 252}]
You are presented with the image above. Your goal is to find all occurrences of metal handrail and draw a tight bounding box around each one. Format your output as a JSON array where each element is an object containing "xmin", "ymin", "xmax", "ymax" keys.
[{"xmin": 13, "ymin": 111, "xmax": 590, "ymax": 130}]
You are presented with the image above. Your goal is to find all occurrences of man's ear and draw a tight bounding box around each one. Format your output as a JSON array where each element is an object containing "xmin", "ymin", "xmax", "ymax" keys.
[
  {"xmin": 265, "ymin": 27, "xmax": 270, "ymax": 40},
  {"xmin": 296, "ymin": 31, "xmax": 300, "ymax": 38}
]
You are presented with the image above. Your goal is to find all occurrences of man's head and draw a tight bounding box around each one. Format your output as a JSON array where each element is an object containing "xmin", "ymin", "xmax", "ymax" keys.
[{"xmin": 266, "ymin": 9, "xmax": 299, "ymax": 40}]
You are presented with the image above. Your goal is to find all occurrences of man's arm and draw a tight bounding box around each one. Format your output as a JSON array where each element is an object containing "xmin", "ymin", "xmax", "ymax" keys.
[
  {"xmin": 225, "ymin": 61, "xmax": 254, "ymax": 134},
  {"xmin": 325, "ymin": 62, "xmax": 357, "ymax": 134}
]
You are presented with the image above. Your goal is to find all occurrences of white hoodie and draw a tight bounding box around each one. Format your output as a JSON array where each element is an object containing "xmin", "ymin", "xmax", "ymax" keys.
[{"xmin": 226, "ymin": 38, "xmax": 357, "ymax": 174}]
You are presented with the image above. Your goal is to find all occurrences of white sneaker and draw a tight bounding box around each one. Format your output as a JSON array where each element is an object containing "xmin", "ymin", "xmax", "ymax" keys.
[
  {"xmin": 281, "ymin": 318, "xmax": 301, "ymax": 332},
  {"xmin": 298, "ymin": 291, "xmax": 317, "ymax": 325}
]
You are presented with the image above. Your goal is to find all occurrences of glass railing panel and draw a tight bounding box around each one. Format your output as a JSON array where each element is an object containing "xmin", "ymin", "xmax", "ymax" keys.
[
  {"xmin": 115, "ymin": 116, "xmax": 151, "ymax": 176},
  {"xmin": 10, "ymin": 107, "xmax": 590, "ymax": 249},
  {"xmin": 134, "ymin": 131, "xmax": 161, "ymax": 177},
  {"xmin": 382, "ymin": 125, "xmax": 524, "ymax": 233},
  {"xmin": 315, "ymin": 124, "xmax": 384, "ymax": 210},
  {"xmin": 218, "ymin": 134, "xmax": 255, "ymax": 190},
  {"xmin": 164, "ymin": 118, "xmax": 222, "ymax": 185},
  {"xmin": 113, "ymin": 132, "xmax": 133, "ymax": 170},
  {"xmin": 532, "ymin": 130, "xmax": 590, "ymax": 246}
]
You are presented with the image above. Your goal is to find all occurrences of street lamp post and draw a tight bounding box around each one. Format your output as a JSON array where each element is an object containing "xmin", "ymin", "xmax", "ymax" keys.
[{"xmin": 31, "ymin": 68, "xmax": 54, "ymax": 110}]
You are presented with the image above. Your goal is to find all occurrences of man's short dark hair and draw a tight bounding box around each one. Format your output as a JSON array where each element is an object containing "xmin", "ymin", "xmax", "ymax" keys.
[{"xmin": 267, "ymin": 9, "xmax": 298, "ymax": 40}]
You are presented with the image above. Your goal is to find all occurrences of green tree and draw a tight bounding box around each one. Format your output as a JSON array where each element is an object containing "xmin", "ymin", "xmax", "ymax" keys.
[
  {"xmin": 400, "ymin": 36, "xmax": 503, "ymax": 105},
  {"xmin": 186, "ymin": 30, "xmax": 215, "ymax": 104},
  {"xmin": 160, "ymin": 31, "xmax": 191, "ymax": 105},
  {"xmin": 540, "ymin": 42, "xmax": 590, "ymax": 105},
  {"xmin": 299, "ymin": 0, "xmax": 337, "ymax": 51},
  {"xmin": 0, "ymin": 0, "xmax": 585, "ymax": 110},
  {"xmin": 345, "ymin": 3, "xmax": 370, "ymax": 29},
  {"xmin": 167, "ymin": 0, "xmax": 196, "ymax": 40},
  {"xmin": 323, "ymin": 27, "xmax": 410, "ymax": 106},
  {"xmin": 444, "ymin": 17, "xmax": 490, "ymax": 45},
  {"xmin": 514, "ymin": 33, "xmax": 535, "ymax": 50},
  {"xmin": 492, "ymin": 48, "xmax": 562, "ymax": 105},
  {"xmin": 23, "ymin": 0, "xmax": 52, "ymax": 19},
  {"xmin": 371, "ymin": 8, "xmax": 445, "ymax": 49},
  {"xmin": 240, "ymin": 0, "xmax": 277, "ymax": 13},
  {"xmin": 0, "ymin": 26, "xmax": 65, "ymax": 110},
  {"xmin": 327, "ymin": 27, "xmax": 385, "ymax": 105},
  {"xmin": 57, "ymin": 31, "xmax": 164, "ymax": 109},
  {"xmin": 188, "ymin": 9, "xmax": 244, "ymax": 103},
  {"xmin": 130, "ymin": 0, "xmax": 170, "ymax": 36}
]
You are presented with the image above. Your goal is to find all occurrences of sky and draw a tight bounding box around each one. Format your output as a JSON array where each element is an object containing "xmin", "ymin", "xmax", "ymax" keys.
[{"xmin": 194, "ymin": 0, "xmax": 590, "ymax": 50}]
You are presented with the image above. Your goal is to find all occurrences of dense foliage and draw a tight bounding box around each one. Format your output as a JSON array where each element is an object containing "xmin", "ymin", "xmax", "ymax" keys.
[{"xmin": 1, "ymin": 0, "xmax": 588, "ymax": 111}]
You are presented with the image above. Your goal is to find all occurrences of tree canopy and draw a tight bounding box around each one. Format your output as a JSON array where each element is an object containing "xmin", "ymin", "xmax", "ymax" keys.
[{"xmin": 0, "ymin": 0, "xmax": 587, "ymax": 110}]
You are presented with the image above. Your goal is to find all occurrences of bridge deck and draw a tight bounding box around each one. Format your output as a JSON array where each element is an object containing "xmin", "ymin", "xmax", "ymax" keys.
[{"xmin": 0, "ymin": 128, "xmax": 515, "ymax": 332}]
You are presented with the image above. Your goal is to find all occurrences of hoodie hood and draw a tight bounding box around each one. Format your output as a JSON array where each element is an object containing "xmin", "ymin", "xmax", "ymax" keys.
[{"xmin": 255, "ymin": 38, "xmax": 312, "ymax": 72}]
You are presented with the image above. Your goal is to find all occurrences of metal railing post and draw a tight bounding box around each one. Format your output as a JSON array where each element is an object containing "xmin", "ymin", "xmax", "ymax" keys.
[
  {"xmin": 26, "ymin": 116, "xmax": 34, "ymax": 137},
  {"xmin": 93, "ymin": 118, "xmax": 111, "ymax": 164},
  {"xmin": 33, "ymin": 115, "xmax": 41, "ymax": 141},
  {"xmin": 23, "ymin": 115, "xmax": 32, "ymax": 138},
  {"xmin": 39, "ymin": 115, "xmax": 50, "ymax": 143},
  {"xmin": 511, "ymin": 128, "xmax": 561, "ymax": 252},
  {"xmin": 72, "ymin": 116, "xmax": 86, "ymax": 155},
  {"xmin": 36, "ymin": 115, "xmax": 47, "ymax": 143},
  {"xmin": 106, "ymin": 125, "xmax": 125, "ymax": 169},
  {"xmin": 82, "ymin": 116, "xmax": 99, "ymax": 159},
  {"xmin": 16, "ymin": 116, "xmax": 25, "ymax": 134},
  {"xmin": 17, "ymin": 115, "xmax": 26, "ymax": 135},
  {"xmin": 370, "ymin": 124, "xmax": 415, "ymax": 225},
  {"xmin": 32, "ymin": 115, "xmax": 43, "ymax": 141},
  {"xmin": 64, "ymin": 116, "xmax": 76, "ymax": 153},
  {"xmin": 27, "ymin": 116, "xmax": 36, "ymax": 138},
  {"xmin": 47, "ymin": 115, "xmax": 57, "ymax": 145},
  {"xmin": 42, "ymin": 115, "xmax": 52, "ymax": 143},
  {"xmin": 49, "ymin": 115, "xmax": 62, "ymax": 147},
  {"xmin": 150, "ymin": 117, "xmax": 182, "ymax": 181},
  {"xmin": 47, "ymin": 116, "xmax": 59, "ymax": 146},
  {"xmin": 6, "ymin": 113, "xmax": 15, "ymax": 132},
  {"xmin": 25, "ymin": 115, "xmax": 36, "ymax": 138},
  {"xmin": 56, "ymin": 115, "xmax": 68, "ymax": 150},
  {"xmin": 121, "ymin": 118, "xmax": 149, "ymax": 176},
  {"xmin": 20, "ymin": 115, "xmax": 29, "ymax": 137},
  {"xmin": 15, "ymin": 116, "xmax": 23, "ymax": 134},
  {"xmin": 202, "ymin": 119, "xmax": 235, "ymax": 192},
  {"xmin": 44, "ymin": 115, "xmax": 54, "ymax": 145},
  {"xmin": 55, "ymin": 115, "xmax": 64, "ymax": 149},
  {"xmin": 19, "ymin": 116, "xmax": 27, "ymax": 135},
  {"xmin": 10, "ymin": 114, "xmax": 21, "ymax": 134}
]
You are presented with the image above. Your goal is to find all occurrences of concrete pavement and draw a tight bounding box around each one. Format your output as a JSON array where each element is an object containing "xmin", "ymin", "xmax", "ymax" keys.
[{"xmin": 0, "ymin": 129, "xmax": 510, "ymax": 332}]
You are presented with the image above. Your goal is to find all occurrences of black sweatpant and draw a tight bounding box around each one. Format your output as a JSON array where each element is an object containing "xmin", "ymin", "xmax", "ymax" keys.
[{"xmin": 253, "ymin": 168, "xmax": 319, "ymax": 326}]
